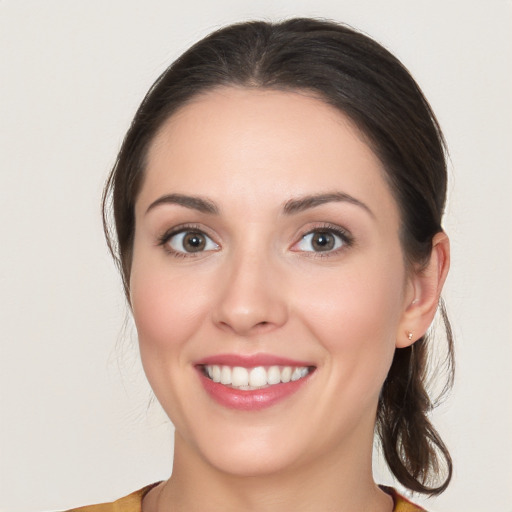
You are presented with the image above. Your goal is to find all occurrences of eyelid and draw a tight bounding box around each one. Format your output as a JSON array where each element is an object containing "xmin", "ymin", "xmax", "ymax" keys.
[
  {"xmin": 290, "ymin": 222, "xmax": 354, "ymax": 256},
  {"xmin": 156, "ymin": 221, "xmax": 353, "ymax": 258},
  {"xmin": 157, "ymin": 223, "xmax": 220, "ymax": 256}
]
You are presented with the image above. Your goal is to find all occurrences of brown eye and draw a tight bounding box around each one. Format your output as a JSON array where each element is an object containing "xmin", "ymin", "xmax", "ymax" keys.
[
  {"xmin": 167, "ymin": 230, "xmax": 218, "ymax": 254},
  {"xmin": 295, "ymin": 230, "xmax": 346, "ymax": 253},
  {"xmin": 311, "ymin": 232, "xmax": 335, "ymax": 251},
  {"xmin": 183, "ymin": 232, "xmax": 206, "ymax": 252}
]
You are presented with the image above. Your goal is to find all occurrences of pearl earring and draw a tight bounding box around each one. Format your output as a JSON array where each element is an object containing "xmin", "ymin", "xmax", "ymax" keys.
[{"xmin": 407, "ymin": 332, "xmax": 413, "ymax": 341}]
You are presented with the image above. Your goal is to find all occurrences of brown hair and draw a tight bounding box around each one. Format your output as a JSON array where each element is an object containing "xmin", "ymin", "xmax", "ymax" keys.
[{"xmin": 103, "ymin": 18, "xmax": 454, "ymax": 495}]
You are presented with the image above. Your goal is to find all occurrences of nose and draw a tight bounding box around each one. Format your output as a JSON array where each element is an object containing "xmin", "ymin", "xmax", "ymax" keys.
[{"xmin": 212, "ymin": 250, "xmax": 288, "ymax": 337}]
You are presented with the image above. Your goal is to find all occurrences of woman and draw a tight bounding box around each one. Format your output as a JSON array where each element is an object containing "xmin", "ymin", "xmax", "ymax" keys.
[{"xmin": 72, "ymin": 18, "xmax": 454, "ymax": 512}]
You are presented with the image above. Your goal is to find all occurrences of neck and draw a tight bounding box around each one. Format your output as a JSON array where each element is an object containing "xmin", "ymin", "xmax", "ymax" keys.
[{"xmin": 147, "ymin": 429, "xmax": 393, "ymax": 512}]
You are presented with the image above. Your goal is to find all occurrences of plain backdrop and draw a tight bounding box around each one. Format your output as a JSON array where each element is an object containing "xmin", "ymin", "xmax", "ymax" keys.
[{"xmin": 1, "ymin": 1, "xmax": 511, "ymax": 511}]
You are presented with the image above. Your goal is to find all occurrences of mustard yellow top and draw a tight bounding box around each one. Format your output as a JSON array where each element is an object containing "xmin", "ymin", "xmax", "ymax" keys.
[{"xmin": 65, "ymin": 483, "xmax": 425, "ymax": 511}]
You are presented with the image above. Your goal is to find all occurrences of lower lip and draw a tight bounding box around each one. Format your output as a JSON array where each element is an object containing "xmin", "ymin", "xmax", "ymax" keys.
[{"xmin": 197, "ymin": 369, "xmax": 313, "ymax": 411}]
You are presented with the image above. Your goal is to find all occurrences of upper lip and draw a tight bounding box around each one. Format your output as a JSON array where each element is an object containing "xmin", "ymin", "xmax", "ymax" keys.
[{"xmin": 194, "ymin": 353, "xmax": 315, "ymax": 368}]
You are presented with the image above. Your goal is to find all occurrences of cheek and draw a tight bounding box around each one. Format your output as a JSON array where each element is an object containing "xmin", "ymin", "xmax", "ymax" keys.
[
  {"xmin": 129, "ymin": 255, "xmax": 212, "ymax": 390},
  {"xmin": 129, "ymin": 262, "xmax": 217, "ymax": 431},
  {"xmin": 131, "ymin": 269, "xmax": 208, "ymax": 350},
  {"xmin": 296, "ymin": 261, "xmax": 405, "ymax": 395},
  {"xmin": 301, "ymin": 259, "xmax": 404, "ymax": 331}
]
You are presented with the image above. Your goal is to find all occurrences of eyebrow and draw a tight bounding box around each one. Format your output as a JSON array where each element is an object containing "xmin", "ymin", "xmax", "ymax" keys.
[
  {"xmin": 145, "ymin": 191, "xmax": 373, "ymax": 218},
  {"xmin": 283, "ymin": 192, "xmax": 374, "ymax": 217},
  {"xmin": 145, "ymin": 193, "xmax": 219, "ymax": 215}
]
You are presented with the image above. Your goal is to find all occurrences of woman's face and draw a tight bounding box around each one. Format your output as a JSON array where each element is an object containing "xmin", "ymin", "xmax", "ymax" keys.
[{"xmin": 130, "ymin": 87, "xmax": 415, "ymax": 476}]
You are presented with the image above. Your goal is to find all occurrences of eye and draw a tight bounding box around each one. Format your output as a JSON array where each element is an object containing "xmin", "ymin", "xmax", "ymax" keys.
[
  {"xmin": 295, "ymin": 228, "xmax": 349, "ymax": 253},
  {"xmin": 165, "ymin": 230, "xmax": 219, "ymax": 254}
]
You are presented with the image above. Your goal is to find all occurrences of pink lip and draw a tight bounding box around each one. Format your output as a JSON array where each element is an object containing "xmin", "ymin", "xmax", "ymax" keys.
[
  {"xmin": 194, "ymin": 353, "xmax": 315, "ymax": 411},
  {"xmin": 194, "ymin": 353, "xmax": 313, "ymax": 368}
]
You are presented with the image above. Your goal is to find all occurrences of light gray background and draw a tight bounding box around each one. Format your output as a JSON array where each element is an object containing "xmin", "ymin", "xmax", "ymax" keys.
[{"xmin": 1, "ymin": 1, "xmax": 511, "ymax": 511}]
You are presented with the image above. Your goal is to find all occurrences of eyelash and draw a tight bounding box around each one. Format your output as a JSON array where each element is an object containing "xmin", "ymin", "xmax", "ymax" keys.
[
  {"xmin": 156, "ymin": 222, "xmax": 354, "ymax": 259},
  {"xmin": 294, "ymin": 223, "xmax": 354, "ymax": 258},
  {"xmin": 157, "ymin": 223, "xmax": 218, "ymax": 258}
]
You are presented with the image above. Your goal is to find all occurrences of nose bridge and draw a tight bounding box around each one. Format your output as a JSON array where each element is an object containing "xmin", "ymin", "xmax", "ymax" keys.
[{"xmin": 213, "ymin": 236, "xmax": 288, "ymax": 335}]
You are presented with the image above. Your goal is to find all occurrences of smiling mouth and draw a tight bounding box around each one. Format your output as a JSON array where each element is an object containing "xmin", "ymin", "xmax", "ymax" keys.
[{"xmin": 201, "ymin": 365, "xmax": 315, "ymax": 391}]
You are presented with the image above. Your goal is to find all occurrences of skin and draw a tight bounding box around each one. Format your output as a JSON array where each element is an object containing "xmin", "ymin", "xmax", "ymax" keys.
[{"xmin": 130, "ymin": 87, "xmax": 449, "ymax": 511}]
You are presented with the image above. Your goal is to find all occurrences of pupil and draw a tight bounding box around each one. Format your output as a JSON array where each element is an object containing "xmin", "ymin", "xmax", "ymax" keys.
[
  {"xmin": 184, "ymin": 232, "xmax": 205, "ymax": 252},
  {"xmin": 313, "ymin": 232, "xmax": 334, "ymax": 251}
]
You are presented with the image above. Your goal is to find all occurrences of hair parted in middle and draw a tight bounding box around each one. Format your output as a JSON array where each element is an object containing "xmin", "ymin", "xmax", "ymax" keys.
[{"xmin": 103, "ymin": 17, "xmax": 454, "ymax": 496}]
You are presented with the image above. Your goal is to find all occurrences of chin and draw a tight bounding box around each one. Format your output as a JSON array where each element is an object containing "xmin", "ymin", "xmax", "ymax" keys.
[
  {"xmin": 178, "ymin": 421, "xmax": 308, "ymax": 478},
  {"xmin": 205, "ymin": 445, "xmax": 302, "ymax": 478}
]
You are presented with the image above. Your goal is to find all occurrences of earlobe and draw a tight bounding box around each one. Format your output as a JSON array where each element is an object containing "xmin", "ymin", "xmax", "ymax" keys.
[{"xmin": 397, "ymin": 232, "xmax": 450, "ymax": 348}]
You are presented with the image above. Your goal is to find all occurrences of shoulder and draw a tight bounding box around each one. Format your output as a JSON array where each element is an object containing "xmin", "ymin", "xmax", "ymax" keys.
[
  {"xmin": 64, "ymin": 483, "xmax": 426, "ymax": 512},
  {"xmin": 64, "ymin": 483, "xmax": 160, "ymax": 512},
  {"xmin": 381, "ymin": 486, "xmax": 427, "ymax": 512}
]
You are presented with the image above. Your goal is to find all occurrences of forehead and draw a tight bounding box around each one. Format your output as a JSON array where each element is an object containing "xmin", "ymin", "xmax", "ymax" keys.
[{"xmin": 139, "ymin": 87, "xmax": 398, "ymax": 222}]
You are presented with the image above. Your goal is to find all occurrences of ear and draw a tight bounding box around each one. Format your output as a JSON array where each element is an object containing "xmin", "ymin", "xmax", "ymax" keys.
[{"xmin": 396, "ymin": 231, "xmax": 450, "ymax": 348}]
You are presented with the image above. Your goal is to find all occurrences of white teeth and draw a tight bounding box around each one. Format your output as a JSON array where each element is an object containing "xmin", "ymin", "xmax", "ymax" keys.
[
  {"xmin": 291, "ymin": 368, "xmax": 302, "ymax": 381},
  {"xmin": 232, "ymin": 367, "xmax": 249, "ymax": 387},
  {"xmin": 203, "ymin": 364, "xmax": 312, "ymax": 389},
  {"xmin": 281, "ymin": 366, "xmax": 292, "ymax": 383},
  {"xmin": 249, "ymin": 367, "xmax": 267, "ymax": 387},
  {"xmin": 267, "ymin": 365, "xmax": 281, "ymax": 385},
  {"xmin": 220, "ymin": 366, "xmax": 232, "ymax": 385}
]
